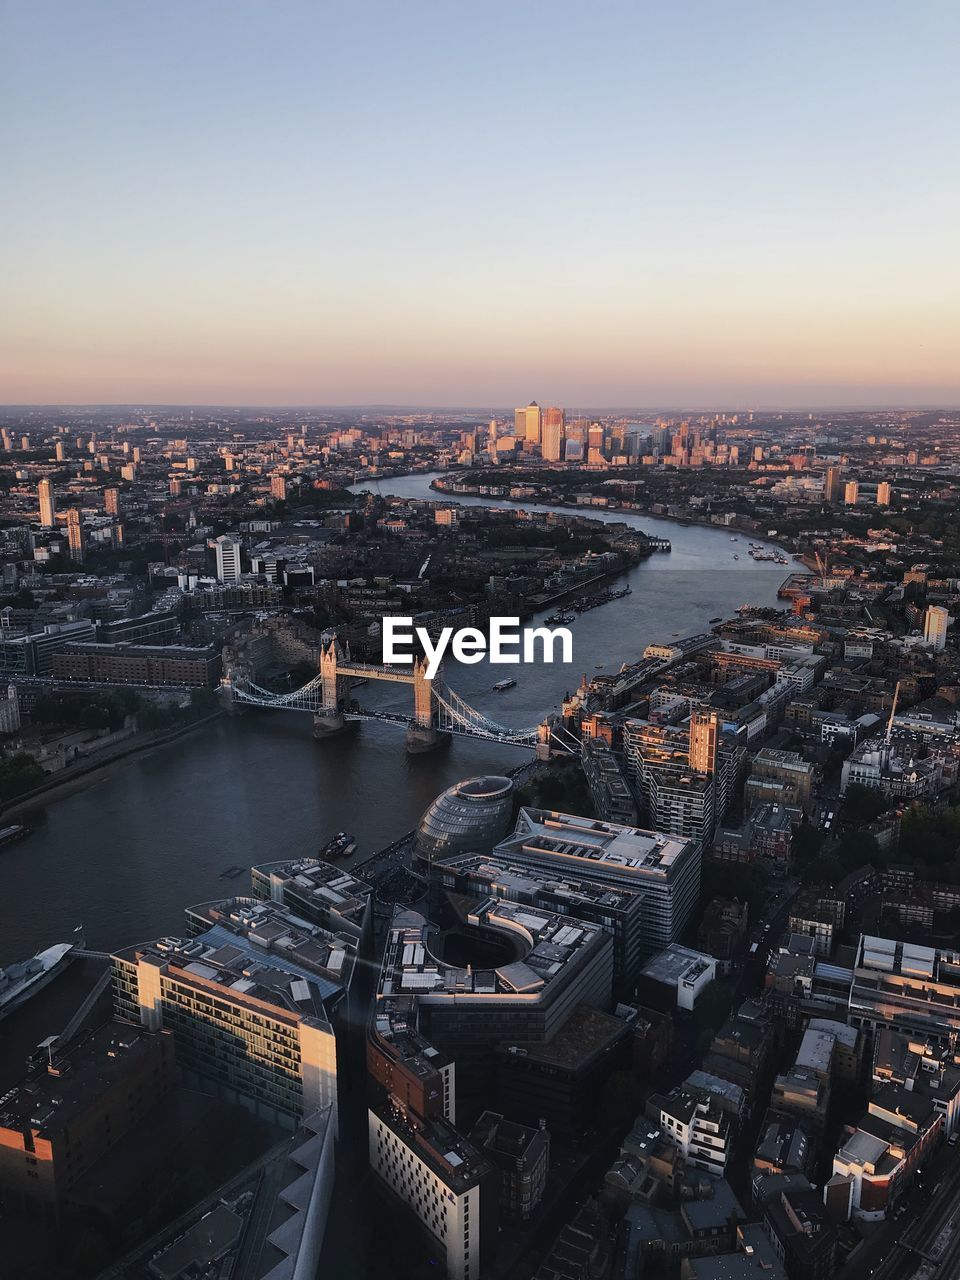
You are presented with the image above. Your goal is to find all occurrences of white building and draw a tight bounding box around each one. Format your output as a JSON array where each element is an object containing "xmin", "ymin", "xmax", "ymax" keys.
[
  {"xmin": 924, "ymin": 605, "xmax": 950, "ymax": 652},
  {"xmin": 368, "ymin": 1106, "xmax": 491, "ymax": 1280},
  {"xmin": 214, "ymin": 534, "xmax": 242, "ymax": 584},
  {"xmin": 639, "ymin": 944, "xmax": 717, "ymax": 1011},
  {"xmin": 654, "ymin": 1091, "xmax": 733, "ymax": 1177}
]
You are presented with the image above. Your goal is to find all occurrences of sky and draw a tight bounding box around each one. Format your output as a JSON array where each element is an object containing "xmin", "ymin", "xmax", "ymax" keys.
[{"xmin": 2, "ymin": 1, "xmax": 959, "ymax": 409}]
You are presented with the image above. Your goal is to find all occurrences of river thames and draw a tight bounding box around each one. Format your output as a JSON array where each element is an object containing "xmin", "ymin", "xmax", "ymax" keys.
[{"xmin": 1, "ymin": 474, "xmax": 798, "ymax": 963}]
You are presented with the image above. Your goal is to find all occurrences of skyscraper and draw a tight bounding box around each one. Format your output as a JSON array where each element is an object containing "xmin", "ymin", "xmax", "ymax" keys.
[
  {"xmin": 824, "ymin": 466, "xmax": 843, "ymax": 503},
  {"xmin": 587, "ymin": 424, "xmax": 605, "ymax": 464},
  {"xmin": 38, "ymin": 478, "xmax": 56, "ymax": 528},
  {"xmin": 844, "ymin": 480, "xmax": 859, "ymax": 505},
  {"xmin": 523, "ymin": 401, "xmax": 542, "ymax": 446},
  {"xmin": 924, "ymin": 605, "xmax": 950, "ymax": 652},
  {"xmin": 876, "ymin": 481, "xmax": 892, "ymax": 506},
  {"xmin": 66, "ymin": 508, "xmax": 85, "ymax": 563},
  {"xmin": 214, "ymin": 534, "xmax": 242, "ymax": 583},
  {"xmin": 542, "ymin": 414, "xmax": 563, "ymax": 461}
]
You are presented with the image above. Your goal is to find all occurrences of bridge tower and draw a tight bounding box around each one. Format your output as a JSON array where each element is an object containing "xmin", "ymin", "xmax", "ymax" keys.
[
  {"xmin": 405, "ymin": 656, "xmax": 448, "ymax": 753},
  {"xmin": 314, "ymin": 634, "xmax": 349, "ymax": 738}
]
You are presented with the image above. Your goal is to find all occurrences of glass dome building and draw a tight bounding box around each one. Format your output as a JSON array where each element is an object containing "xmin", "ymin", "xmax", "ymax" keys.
[{"xmin": 414, "ymin": 775, "xmax": 515, "ymax": 866}]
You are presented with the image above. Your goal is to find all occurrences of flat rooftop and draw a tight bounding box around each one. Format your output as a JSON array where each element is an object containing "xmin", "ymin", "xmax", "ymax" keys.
[
  {"xmin": 377, "ymin": 901, "xmax": 606, "ymax": 1004},
  {"xmin": 498, "ymin": 1003, "xmax": 630, "ymax": 1070},
  {"xmin": 252, "ymin": 857, "xmax": 371, "ymax": 926},
  {"xmin": 498, "ymin": 808, "xmax": 695, "ymax": 878},
  {"xmin": 0, "ymin": 1019, "xmax": 166, "ymax": 1137}
]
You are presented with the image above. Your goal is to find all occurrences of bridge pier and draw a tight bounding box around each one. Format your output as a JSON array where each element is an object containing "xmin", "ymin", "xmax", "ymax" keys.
[
  {"xmin": 313, "ymin": 710, "xmax": 349, "ymax": 739},
  {"xmin": 405, "ymin": 723, "xmax": 450, "ymax": 754}
]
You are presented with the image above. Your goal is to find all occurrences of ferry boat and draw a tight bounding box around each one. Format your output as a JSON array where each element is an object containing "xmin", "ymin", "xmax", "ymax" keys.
[
  {"xmin": 493, "ymin": 678, "xmax": 517, "ymax": 692},
  {"xmin": 0, "ymin": 942, "xmax": 76, "ymax": 1021},
  {"xmin": 320, "ymin": 831, "xmax": 357, "ymax": 860}
]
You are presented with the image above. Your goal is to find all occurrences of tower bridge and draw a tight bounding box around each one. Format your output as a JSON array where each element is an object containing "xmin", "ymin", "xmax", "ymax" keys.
[{"xmin": 222, "ymin": 634, "xmax": 580, "ymax": 756}]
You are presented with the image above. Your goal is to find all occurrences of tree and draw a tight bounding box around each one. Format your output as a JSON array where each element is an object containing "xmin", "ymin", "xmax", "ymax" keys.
[
  {"xmin": 843, "ymin": 783, "xmax": 889, "ymax": 823},
  {"xmin": 0, "ymin": 752, "xmax": 45, "ymax": 802}
]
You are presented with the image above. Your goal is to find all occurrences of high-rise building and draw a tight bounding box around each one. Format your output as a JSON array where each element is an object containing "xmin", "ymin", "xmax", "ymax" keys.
[
  {"xmin": 541, "ymin": 415, "xmax": 563, "ymax": 462},
  {"xmin": 587, "ymin": 424, "xmax": 605, "ymax": 464},
  {"xmin": 824, "ymin": 466, "xmax": 843, "ymax": 503},
  {"xmin": 271, "ymin": 474, "xmax": 288, "ymax": 501},
  {"xmin": 844, "ymin": 480, "xmax": 859, "ymax": 505},
  {"xmin": 523, "ymin": 401, "xmax": 542, "ymax": 445},
  {"xmin": 104, "ymin": 487, "xmax": 120, "ymax": 516},
  {"xmin": 924, "ymin": 605, "xmax": 950, "ymax": 652},
  {"xmin": 54, "ymin": 440, "xmax": 65, "ymax": 462},
  {"xmin": 876, "ymin": 481, "xmax": 892, "ymax": 506},
  {"xmin": 38, "ymin": 478, "xmax": 56, "ymax": 528},
  {"xmin": 689, "ymin": 710, "xmax": 720, "ymax": 776},
  {"xmin": 66, "ymin": 509, "xmax": 85, "ymax": 563},
  {"xmin": 214, "ymin": 534, "xmax": 242, "ymax": 583}
]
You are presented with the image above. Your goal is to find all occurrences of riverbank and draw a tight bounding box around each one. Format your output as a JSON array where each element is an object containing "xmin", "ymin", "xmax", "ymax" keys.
[
  {"xmin": 1, "ymin": 710, "xmax": 225, "ymax": 817},
  {"xmin": 426, "ymin": 476, "xmax": 797, "ymax": 559}
]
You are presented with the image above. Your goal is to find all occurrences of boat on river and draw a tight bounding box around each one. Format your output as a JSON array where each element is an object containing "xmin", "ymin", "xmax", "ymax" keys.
[{"xmin": 0, "ymin": 942, "xmax": 76, "ymax": 1021}]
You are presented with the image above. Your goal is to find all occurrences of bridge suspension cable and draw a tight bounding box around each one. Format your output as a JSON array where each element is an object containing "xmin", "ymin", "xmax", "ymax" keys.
[{"xmin": 225, "ymin": 671, "xmax": 578, "ymax": 752}]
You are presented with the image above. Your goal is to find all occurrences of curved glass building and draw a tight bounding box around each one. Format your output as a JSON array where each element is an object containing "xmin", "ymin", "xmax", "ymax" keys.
[{"xmin": 415, "ymin": 775, "xmax": 514, "ymax": 865}]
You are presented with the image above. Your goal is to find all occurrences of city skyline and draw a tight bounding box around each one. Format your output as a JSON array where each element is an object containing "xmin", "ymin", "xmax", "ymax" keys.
[{"xmin": 4, "ymin": 1, "xmax": 959, "ymax": 407}]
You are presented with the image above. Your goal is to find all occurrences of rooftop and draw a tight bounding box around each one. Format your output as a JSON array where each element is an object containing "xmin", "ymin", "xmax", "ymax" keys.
[
  {"xmin": 501, "ymin": 807, "xmax": 696, "ymax": 879},
  {"xmin": 0, "ymin": 1019, "xmax": 168, "ymax": 1137}
]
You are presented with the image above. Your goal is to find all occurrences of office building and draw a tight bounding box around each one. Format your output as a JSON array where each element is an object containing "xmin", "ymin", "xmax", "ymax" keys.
[
  {"xmin": 0, "ymin": 1021, "xmax": 175, "ymax": 1222},
  {"xmin": 924, "ymin": 604, "xmax": 950, "ymax": 652},
  {"xmin": 521, "ymin": 401, "xmax": 542, "ymax": 445},
  {"xmin": 37, "ymin": 478, "xmax": 56, "ymax": 528},
  {"xmin": 214, "ymin": 534, "xmax": 242, "ymax": 584},
  {"xmin": 428, "ymin": 850, "xmax": 647, "ymax": 985},
  {"xmin": 492, "ymin": 808, "xmax": 700, "ymax": 951},
  {"xmin": 373, "ymin": 901, "xmax": 613, "ymax": 1100},
  {"xmin": 541, "ymin": 417, "xmax": 562, "ymax": 462},
  {"xmin": 112, "ymin": 907, "xmax": 341, "ymax": 1130}
]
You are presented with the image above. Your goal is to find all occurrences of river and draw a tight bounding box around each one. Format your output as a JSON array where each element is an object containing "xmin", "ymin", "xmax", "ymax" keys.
[{"xmin": 0, "ymin": 473, "xmax": 798, "ymax": 963}]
